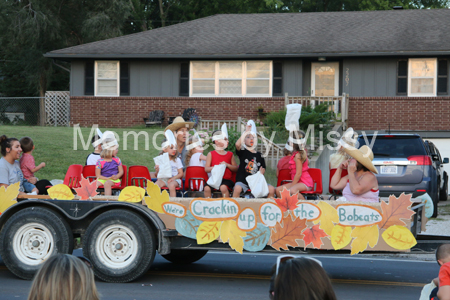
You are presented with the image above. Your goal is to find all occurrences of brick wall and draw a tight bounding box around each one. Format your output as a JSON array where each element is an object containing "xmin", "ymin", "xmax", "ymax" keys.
[
  {"xmin": 70, "ymin": 96, "xmax": 285, "ymax": 127},
  {"xmin": 348, "ymin": 97, "xmax": 450, "ymax": 131}
]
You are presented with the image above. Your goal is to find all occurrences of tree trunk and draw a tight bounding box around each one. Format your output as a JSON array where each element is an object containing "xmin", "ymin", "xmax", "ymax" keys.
[
  {"xmin": 158, "ymin": 0, "xmax": 166, "ymax": 27},
  {"xmin": 39, "ymin": 73, "xmax": 47, "ymax": 126}
]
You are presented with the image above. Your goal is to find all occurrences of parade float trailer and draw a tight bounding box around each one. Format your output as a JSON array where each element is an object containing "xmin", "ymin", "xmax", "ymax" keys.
[{"xmin": 0, "ymin": 181, "xmax": 432, "ymax": 283}]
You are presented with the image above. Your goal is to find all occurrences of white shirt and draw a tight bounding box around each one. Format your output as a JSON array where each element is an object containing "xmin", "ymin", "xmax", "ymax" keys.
[{"xmin": 189, "ymin": 153, "xmax": 206, "ymax": 167}]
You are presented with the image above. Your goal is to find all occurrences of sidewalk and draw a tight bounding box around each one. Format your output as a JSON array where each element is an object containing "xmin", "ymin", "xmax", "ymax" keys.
[{"xmin": 425, "ymin": 197, "xmax": 450, "ymax": 236}]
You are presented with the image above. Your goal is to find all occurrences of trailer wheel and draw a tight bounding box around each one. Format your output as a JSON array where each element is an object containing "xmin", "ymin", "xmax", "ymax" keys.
[
  {"xmin": 161, "ymin": 249, "xmax": 208, "ymax": 264},
  {"xmin": 0, "ymin": 207, "xmax": 73, "ymax": 280},
  {"xmin": 83, "ymin": 209, "xmax": 156, "ymax": 283}
]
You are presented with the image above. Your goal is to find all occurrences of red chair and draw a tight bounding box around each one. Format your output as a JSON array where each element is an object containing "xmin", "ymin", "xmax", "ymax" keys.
[
  {"xmin": 82, "ymin": 165, "xmax": 97, "ymax": 182},
  {"xmin": 329, "ymin": 168, "xmax": 348, "ymax": 199},
  {"xmin": 128, "ymin": 165, "xmax": 151, "ymax": 188},
  {"xmin": 277, "ymin": 169, "xmax": 292, "ymax": 187},
  {"xmin": 96, "ymin": 165, "xmax": 128, "ymax": 194},
  {"xmin": 302, "ymin": 168, "xmax": 323, "ymax": 199},
  {"xmin": 63, "ymin": 164, "xmax": 83, "ymax": 189},
  {"xmin": 184, "ymin": 166, "xmax": 209, "ymax": 193}
]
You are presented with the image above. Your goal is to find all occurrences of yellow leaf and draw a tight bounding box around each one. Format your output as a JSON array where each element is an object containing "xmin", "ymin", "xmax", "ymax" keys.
[
  {"xmin": 382, "ymin": 225, "xmax": 417, "ymax": 250},
  {"xmin": 330, "ymin": 225, "xmax": 352, "ymax": 250},
  {"xmin": 118, "ymin": 186, "xmax": 146, "ymax": 202},
  {"xmin": 48, "ymin": 184, "xmax": 74, "ymax": 200},
  {"xmin": 145, "ymin": 181, "xmax": 169, "ymax": 213},
  {"xmin": 197, "ymin": 221, "xmax": 220, "ymax": 245},
  {"xmin": 350, "ymin": 225, "xmax": 379, "ymax": 255},
  {"xmin": 220, "ymin": 220, "xmax": 247, "ymax": 254},
  {"xmin": 0, "ymin": 182, "xmax": 19, "ymax": 214},
  {"xmin": 313, "ymin": 201, "xmax": 339, "ymax": 235}
]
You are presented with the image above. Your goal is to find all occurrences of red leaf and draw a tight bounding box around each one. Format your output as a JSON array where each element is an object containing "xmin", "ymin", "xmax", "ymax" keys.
[
  {"xmin": 379, "ymin": 193, "xmax": 415, "ymax": 230},
  {"xmin": 302, "ymin": 224, "xmax": 327, "ymax": 249},
  {"xmin": 270, "ymin": 212, "xmax": 307, "ymax": 250},
  {"xmin": 274, "ymin": 188, "xmax": 299, "ymax": 212},
  {"xmin": 74, "ymin": 176, "xmax": 99, "ymax": 200}
]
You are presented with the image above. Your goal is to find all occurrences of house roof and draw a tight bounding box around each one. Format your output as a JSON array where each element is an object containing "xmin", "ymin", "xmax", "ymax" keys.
[{"xmin": 45, "ymin": 9, "xmax": 450, "ymax": 59}]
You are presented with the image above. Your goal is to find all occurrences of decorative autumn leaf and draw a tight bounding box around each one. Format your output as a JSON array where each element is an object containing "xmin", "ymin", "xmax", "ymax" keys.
[
  {"xmin": 220, "ymin": 220, "xmax": 247, "ymax": 254},
  {"xmin": 382, "ymin": 225, "xmax": 417, "ymax": 250},
  {"xmin": 145, "ymin": 181, "xmax": 169, "ymax": 213},
  {"xmin": 243, "ymin": 224, "xmax": 271, "ymax": 252},
  {"xmin": 74, "ymin": 176, "xmax": 98, "ymax": 200},
  {"xmin": 175, "ymin": 210, "xmax": 203, "ymax": 239},
  {"xmin": 313, "ymin": 201, "xmax": 339, "ymax": 235},
  {"xmin": 197, "ymin": 221, "xmax": 220, "ymax": 245},
  {"xmin": 270, "ymin": 212, "xmax": 307, "ymax": 251},
  {"xmin": 274, "ymin": 188, "xmax": 298, "ymax": 212},
  {"xmin": 331, "ymin": 225, "xmax": 352, "ymax": 250},
  {"xmin": 379, "ymin": 193, "xmax": 415, "ymax": 230},
  {"xmin": 48, "ymin": 184, "xmax": 74, "ymax": 200},
  {"xmin": 118, "ymin": 186, "xmax": 146, "ymax": 203},
  {"xmin": 0, "ymin": 182, "xmax": 19, "ymax": 214},
  {"xmin": 302, "ymin": 224, "xmax": 327, "ymax": 249},
  {"xmin": 350, "ymin": 225, "xmax": 379, "ymax": 255}
]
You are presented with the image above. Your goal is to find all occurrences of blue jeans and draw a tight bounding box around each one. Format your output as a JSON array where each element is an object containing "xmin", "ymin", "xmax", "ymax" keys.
[{"xmin": 23, "ymin": 181, "xmax": 36, "ymax": 193}]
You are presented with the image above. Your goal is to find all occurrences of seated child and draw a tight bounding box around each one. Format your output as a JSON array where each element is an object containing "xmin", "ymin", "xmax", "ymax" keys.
[
  {"xmin": 185, "ymin": 134, "xmax": 207, "ymax": 168},
  {"xmin": 95, "ymin": 137, "xmax": 123, "ymax": 196},
  {"xmin": 431, "ymin": 244, "xmax": 450, "ymax": 300},
  {"xmin": 232, "ymin": 122, "xmax": 274, "ymax": 198},
  {"xmin": 275, "ymin": 130, "xmax": 313, "ymax": 200},
  {"xmin": 154, "ymin": 132, "xmax": 183, "ymax": 197},
  {"xmin": 204, "ymin": 127, "xmax": 238, "ymax": 198},
  {"xmin": 19, "ymin": 136, "xmax": 45, "ymax": 193},
  {"xmin": 277, "ymin": 145, "xmax": 292, "ymax": 177},
  {"xmin": 86, "ymin": 133, "xmax": 102, "ymax": 166}
]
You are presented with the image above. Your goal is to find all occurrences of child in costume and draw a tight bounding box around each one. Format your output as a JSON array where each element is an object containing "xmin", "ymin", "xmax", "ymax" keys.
[
  {"xmin": 154, "ymin": 130, "xmax": 183, "ymax": 197},
  {"xmin": 232, "ymin": 120, "xmax": 274, "ymax": 198},
  {"xmin": 204, "ymin": 124, "xmax": 238, "ymax": 198},
  {"xmin": 86, "ymin": 128, "xmax": 103, "ymax": 166},
  {"xmin": 276, "ymin": 145, "xmax": 292, "ymax": 177},
  {"xmin": 95, "ymin": 132, "xmax": 123, "ymax": 196},
  {"xmin": 185, "ymin": 133, "xmax": 207, "ymax": 168}
]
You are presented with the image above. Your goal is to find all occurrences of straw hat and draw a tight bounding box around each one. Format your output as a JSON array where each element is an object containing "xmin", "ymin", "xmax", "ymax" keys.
[
  {"xmin": 343, "ymin": 145, "xmax": 378, "ymax": 174},
  {"xmin": 165, "ymin": 117, "xmax": 194, "ymax": 132}
]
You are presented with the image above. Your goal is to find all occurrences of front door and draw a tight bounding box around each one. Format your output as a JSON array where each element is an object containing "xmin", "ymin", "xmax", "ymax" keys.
[{"xmin": 311, "ymin": 62, "xmax": 339, "ymax": 96}]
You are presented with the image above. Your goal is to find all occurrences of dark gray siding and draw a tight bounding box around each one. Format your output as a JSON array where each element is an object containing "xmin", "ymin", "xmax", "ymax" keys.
[
  {"xmin": 283, "ymin": 60, "xmax": 303, "ymax": 95},
  {"xmin": 342, "ymin": 58, "xmax": 397, "ymax": 97},
  {"xmin": 70, "ymin": 61, "xmax": 85, "ymax": 96}
]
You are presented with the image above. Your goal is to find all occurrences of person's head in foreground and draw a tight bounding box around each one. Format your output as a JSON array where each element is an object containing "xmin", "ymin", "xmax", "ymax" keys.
[
  {"xmin": 28, "ymin": 254, "xmax": 99, "ymax": 300},
  {"xmin": 273, "ymin": 256, "xmax": 337, "ymax": 300},
  {"xmin": 436, "ymin": 243, "xmax": 450, "ymax": 266}
]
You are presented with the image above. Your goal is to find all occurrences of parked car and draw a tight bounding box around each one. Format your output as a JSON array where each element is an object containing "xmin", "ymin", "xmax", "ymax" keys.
[
  {"xmin": 424, "ymin": 140, "xmax": 449, "ymax": 201},
  {"xmin": 357, "ymin": 133, "xmax": 443, "ymax": 217}
]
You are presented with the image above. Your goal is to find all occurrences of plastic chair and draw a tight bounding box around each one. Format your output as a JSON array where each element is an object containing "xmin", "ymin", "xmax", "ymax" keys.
[
  {"xmin": 277, "ymin": 169, "xmax": 292, "ymax": 187},
  {"xmin": 302, "ymin": 168, "xmax": 323, "ymax": 199},
  {"xmin": 63, "ymin": 164, "xmax": 83, "ymax": 189},
  {"xmin": 329, "ymin": 168, "xmax": 348, "ymax": 199},
  {"xmin": 128, "ymin": 165, "xmax": 151, "ymax": 188},
  {"xmin": 97, "ymin": 165, "xmax": 128, "ymax": 194},
  {"xmin": 82, "ymin": 165, "xmax": 97, "ymax": 182},
  {"xmin": 184, "ymin": 166, "xmax": 209, "ymax": 194}
]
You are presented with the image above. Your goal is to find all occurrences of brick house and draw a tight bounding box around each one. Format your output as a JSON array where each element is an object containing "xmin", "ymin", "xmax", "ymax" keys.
[{"xmin": 45, "ymin": 9, "xmax": 450, "ymax": 136}]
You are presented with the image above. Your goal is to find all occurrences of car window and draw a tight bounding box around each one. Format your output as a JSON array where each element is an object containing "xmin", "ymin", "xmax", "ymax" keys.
[{"xmin": 357, "ymin": 136, "xmax": 426, "ymax": 158}]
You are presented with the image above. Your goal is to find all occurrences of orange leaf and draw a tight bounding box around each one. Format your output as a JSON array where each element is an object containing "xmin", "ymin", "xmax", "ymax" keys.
[
  {"xmin": 274, "ymin": 188, "xmax": 298, "ymax": 212},
  {"xmin": 74, "ymin": 176, "xmax": 98, "ymax": 200},
  {"xmin": 270, "ymin": 212, "xmax": 307, "ymax": 250},
  {"xmin": 302, "ymin": 224, "xmax": 327, "ymax": 249},
  {"xmin": 379, "ymin": 193, "xmax": 415, "ymax": 230}
]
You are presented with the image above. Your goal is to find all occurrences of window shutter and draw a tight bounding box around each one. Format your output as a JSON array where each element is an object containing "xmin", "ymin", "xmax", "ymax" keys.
[
  {"xmin": 397, "ymin": 60, "xmax": 407, "ymax": 95},
  {"xmin": 273, "ymin": 62, "xmax": 282, "ymax": 96},
  {"xmin": 180, "ymin": 62, "xmax": 189, "ymax": 96},
  {"xmin": 438, "ymin": 59, "xmax": 448, "ymax": 95},
  {"xmin": 85, "ymin": 61, "xmax": 94, "ymax": 95},
  {"xmin": 120, "ymin": 62, "xmax": 130, "ymax": 96}
]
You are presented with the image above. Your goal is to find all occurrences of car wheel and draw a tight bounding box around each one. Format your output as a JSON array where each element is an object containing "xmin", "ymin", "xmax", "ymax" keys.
[
  {"xmin": 161, "ymin": 249, "xmax": 208, "ymax": 264},
  {"xmin": 440, "ymin": 175, "xmax": 448, "ymax": 201},
  {"xmin": 83, "ymin": 209, "xmax": 156, "ymax": 283},
  {"xmin": 0, "ymin": 207, "xmax": 73, "ymax": 280}
]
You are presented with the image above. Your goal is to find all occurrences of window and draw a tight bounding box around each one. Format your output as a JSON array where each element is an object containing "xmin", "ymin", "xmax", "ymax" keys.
[
  {"xmin": 273, "ymin": 62, "xmax": 283, "ymax": 96},
  {"xmin": 190, "ymin": 61, "xmax": 272, "ymax": 97},
  {"xmin": 85, "ymin": 61, "xmax": 94, "ymax": 95},
  {"xmin": 408, "ymin": 58, "xmax": 437, "ymax": 96},
  {"xmin": 179, "ymin": 62, "xmax": 189, "ymax": 96},
  {"xmin": 396, "ymin": 60, "xmax": 407, "ymax": 95},
  {"xmin": 95, "ymin": 61, "xmax": 120, "ymax": 96},
  {"xmin": 120, "ymin": 62, "xmax": 130, "ymax": 96},
  {"xmin": 438, "ymin": 59, "xmax": 448, "ymax": 95}
]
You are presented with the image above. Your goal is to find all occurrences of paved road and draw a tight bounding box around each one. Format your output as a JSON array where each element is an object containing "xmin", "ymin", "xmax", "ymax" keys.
[{"xmin": 0, "ymin": 250, "xmax": 439, "ymax": 300}]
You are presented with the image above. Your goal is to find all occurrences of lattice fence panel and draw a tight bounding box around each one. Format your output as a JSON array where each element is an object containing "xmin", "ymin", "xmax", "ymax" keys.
[{"xmin": 45, "ymin": 91, "xmax": 70, "ymax": 126}]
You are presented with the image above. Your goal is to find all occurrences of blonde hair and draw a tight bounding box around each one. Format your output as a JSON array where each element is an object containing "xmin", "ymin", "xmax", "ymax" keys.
[
  {"xmin": 28, "ymin": 254, "xmax": 99, "ymax": 300},
  {"xmin": 100, "ymin": 149, "xmax": 114, "ymax": 159},
  {"xmin": 159, "ymin": 140, "xmax": 179, "ymax": 161},
  {"xmin": 290, "ymin": 130, "xmax": 307, "ymax": 163},
  {"xmin": 185, "ymin": 136, "xmax": 203, "ymax": 166}
]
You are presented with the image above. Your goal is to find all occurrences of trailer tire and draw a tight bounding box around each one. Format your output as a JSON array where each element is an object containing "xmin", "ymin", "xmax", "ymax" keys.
[
  {"xmin": 161, "ymin": 249, "xmax": 208, "ymax": 264},
  {"xmin": 0, "ymin": 207, "xmax": 73, "ymax": 280},
  {"xmin": 83, "ymin": 209, "xmax": 156, "ymax": 283}
]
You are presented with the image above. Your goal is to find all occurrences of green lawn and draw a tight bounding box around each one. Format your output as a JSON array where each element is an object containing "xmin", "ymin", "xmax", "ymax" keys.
[{"xmin": 1, "ymin": 125, "xmax": 278, "ymax": 186}]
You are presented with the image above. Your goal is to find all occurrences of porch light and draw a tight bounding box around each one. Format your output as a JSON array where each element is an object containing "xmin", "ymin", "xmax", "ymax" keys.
[{"xmin": 318, "ymin": 57, "xmax": 326, "ymax": 61}]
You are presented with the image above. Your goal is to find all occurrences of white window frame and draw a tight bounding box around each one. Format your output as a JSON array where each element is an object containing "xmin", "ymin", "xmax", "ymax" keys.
[
  {"xmin": 190, "ymin": 61, "xmax": 272, "ymax": 97},
  {"xmin": 95, "ymin": 61, "xmax": 120, "ymax": 96},
  {"xmin": 408, "ymin": 58, "xmax": 437, "ymax": 97}
]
